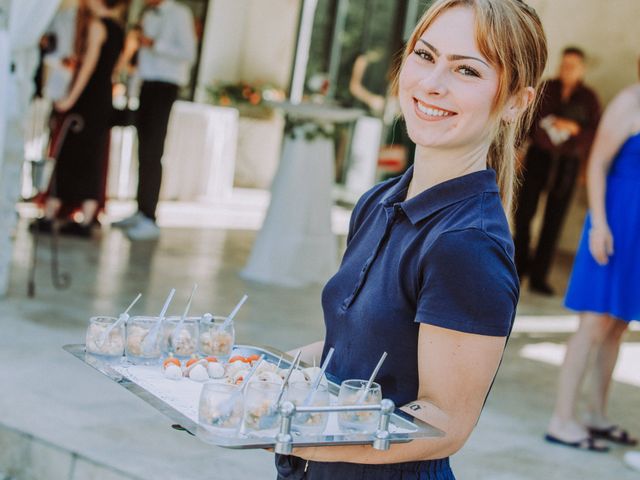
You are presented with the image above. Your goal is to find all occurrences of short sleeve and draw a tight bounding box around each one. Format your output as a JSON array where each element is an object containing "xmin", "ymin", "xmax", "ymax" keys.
[{"xmin": 416, "ymin": 229, "xmax": 519, "ymax": 336}]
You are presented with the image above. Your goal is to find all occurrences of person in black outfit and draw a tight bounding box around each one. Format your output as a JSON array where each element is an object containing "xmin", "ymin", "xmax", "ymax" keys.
[
  {"xmin": 112, "ymin": 0, "xmax": 196, "ymax": 240},
  {"xmin": 514, "ymin": 47, "xmax": 600, "ymax": 295},
  {"xmin": 38, "ymin": 0, "xmax": 128, "ymax": 237}
]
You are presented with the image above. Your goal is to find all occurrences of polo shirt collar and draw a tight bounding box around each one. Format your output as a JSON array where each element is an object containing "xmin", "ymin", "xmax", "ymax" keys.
[{"xmin": 380, "ymin": 166, "xmax": 499, "ymax": 225}]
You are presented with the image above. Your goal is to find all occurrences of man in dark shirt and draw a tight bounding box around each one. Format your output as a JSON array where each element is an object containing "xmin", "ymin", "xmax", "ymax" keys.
[{"xmin": 514, "ymin": 47, "xmax": 601, "ymax": 295}]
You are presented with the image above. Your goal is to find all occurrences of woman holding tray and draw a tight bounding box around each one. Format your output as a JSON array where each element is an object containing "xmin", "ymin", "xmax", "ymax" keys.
[{"xmin": 276, "ymin": 0, "xmax": 547, "ymax": 478}]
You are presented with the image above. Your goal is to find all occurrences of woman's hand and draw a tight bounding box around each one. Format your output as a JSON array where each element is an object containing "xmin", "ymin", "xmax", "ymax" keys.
[
  {"xmin": 54, "ymin": 97, "xmax": 75, "ymax": 113},
  {"xmin": 589, "ymin": 224, "xmax": 614, "ymax": 265}
]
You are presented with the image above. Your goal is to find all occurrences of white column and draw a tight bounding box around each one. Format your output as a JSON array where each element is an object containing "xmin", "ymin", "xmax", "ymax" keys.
[{"xmin": 0, "ymin": 0, "xmax": 60, "ymax": 296}]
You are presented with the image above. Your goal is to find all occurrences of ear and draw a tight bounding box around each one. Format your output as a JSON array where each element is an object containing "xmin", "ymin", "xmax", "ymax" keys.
[{"xmin": 502, "ymin": 86, "xmax": 536, "ymax": 123}]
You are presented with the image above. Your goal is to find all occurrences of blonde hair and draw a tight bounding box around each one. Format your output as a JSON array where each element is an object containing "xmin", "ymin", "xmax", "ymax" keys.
[{"xmin": 393, "ymin": 0, "xmax": 547, "ymax": 216}]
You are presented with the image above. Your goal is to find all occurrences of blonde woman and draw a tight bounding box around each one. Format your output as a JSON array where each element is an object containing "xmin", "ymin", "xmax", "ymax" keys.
[{"xmin": 275, "ymin": 0, "xmax": 547, "ymax": 478}]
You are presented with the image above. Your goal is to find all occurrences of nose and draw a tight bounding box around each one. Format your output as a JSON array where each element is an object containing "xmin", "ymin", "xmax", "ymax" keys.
[{"xmin": 418, "ymin": 64, "xmax": 448, "ymax": 97}]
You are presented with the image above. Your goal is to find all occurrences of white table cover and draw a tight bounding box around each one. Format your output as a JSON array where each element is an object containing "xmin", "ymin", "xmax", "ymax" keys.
[
  {"xmin": 242, "ymin": 133, "xmax": 338, "ymax": 287},
  {"xmin": 161, "ymin": 101, "xmax": 239, "ymax": 202}
]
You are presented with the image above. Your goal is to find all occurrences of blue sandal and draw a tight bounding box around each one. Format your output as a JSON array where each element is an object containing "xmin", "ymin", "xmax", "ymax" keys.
[{"xmin": 544, "ymin": 433, "xmax": 610, "ymax": 452}]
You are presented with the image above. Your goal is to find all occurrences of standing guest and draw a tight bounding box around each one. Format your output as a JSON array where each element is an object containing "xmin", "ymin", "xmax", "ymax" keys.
[
  {"xmin": 275, "ymin": 0, "xmax": 547, "ymax": 478},
  {"xmin": 36, "ymin": 0, "xmax": 128, "ymax": 237},
  {"xmin": 112, "ymin": 0, "xmax": 196, "ymax": 240},
  {"xmin": 514, "ymin": 47, "xmax": 600, "ymax": 295},
  {"xmin": 546, "ymin": 81, "xmax": 640, "ymax": 452}
]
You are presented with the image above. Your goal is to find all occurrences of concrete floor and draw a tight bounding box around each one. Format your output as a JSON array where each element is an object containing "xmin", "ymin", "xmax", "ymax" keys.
[{"xmin": 1, "ymin": 196, "xmax": 638, "ymax": 480}]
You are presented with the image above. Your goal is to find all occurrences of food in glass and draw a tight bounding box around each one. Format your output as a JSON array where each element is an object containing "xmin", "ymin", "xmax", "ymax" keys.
[
  {"xmin": 286, "ymin": 381, "xmax": 330, "ymax": 434},
  {"xmin": 125, "ymin": 316, "xmax": 162, "ymax": 365},
  {"xmin": 243, "ymin": 381, "xmax": 281, "ymax": 432},
  {"xmin": 199, "ymin": 383, "xmax": 244, "ymax": 435},
  {"xmin": 85, "ymin": 316, "xmax": 125, "ymax": 358},
  {"xmin": 337, "ymin": 379, "xmax": 381, "ymax": 433},
  {"xmin": 254, "ymin": 371, "xmax": 283, "ymax": 384},
  {"xmin": 199, "ymin": 316, "xmax": 234, "ymax": 360},
  {"xmin": 302, "ymin": 367, "xmax": 328, "ymax": 386},
  {"xmin": 162, "ymin": 316, "xmax": 198, "ymax": 357}
]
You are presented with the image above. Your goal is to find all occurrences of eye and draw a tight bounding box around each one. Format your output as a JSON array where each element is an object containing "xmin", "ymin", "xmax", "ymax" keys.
[
  {"xmin": 457, "ymin": 65, "xmax": 481, "ymax": 77},
  {"xmin": 413, "ymin": 48, "xmax": 434, "ymax": 62}
]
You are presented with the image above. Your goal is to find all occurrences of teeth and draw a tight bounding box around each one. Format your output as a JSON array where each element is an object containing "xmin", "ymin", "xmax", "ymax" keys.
[{"xmin": 416, "ymin": 102, "xmax": 451, "ymax": 117}]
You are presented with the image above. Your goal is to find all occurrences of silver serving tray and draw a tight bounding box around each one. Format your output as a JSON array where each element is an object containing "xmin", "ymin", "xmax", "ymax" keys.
[{"xmin": 64, "ymin": 344, "xmax": 443, "ymax": 449}]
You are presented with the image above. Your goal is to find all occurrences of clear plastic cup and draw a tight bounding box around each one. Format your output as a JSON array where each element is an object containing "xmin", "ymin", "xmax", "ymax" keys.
[
  {"xmin": 243, "ymin": 381, "xmax": 281, "ymax": 432},
  {"xmin": 162, "ymin": 316, "xmax": 199, "ymax": 358},
  {"xmin": 199, "ymin": 383, "xmax": 244, "ymax": 435},
  {"xmin": 198, "ymin": 316, "xmax": 234, "ymax": 360},
  {"xmin": 286, "ymin": 381, "xmax": 330, "ymax": 435},
  {"xmin": 337, "ymin": 379, "xmax": 381, "ymax": 433},
  {"xmin": 125, "ymin": 316, "xmax": 162, "ymax": 365},
  {"xmin": 85, "ymin": 316, "xmax": 124, "ymax": 359}
]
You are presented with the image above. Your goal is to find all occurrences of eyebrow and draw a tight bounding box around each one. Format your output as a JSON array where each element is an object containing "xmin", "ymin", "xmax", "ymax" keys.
[{"xmin": 418, "ymin": 39, "xmax": 490, "ymax": 67}]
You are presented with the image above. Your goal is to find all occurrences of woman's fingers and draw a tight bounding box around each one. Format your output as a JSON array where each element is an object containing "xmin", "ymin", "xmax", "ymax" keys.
[{"xmin": 589, "ymin": 228, "xmax": 613, "ymax": 266}]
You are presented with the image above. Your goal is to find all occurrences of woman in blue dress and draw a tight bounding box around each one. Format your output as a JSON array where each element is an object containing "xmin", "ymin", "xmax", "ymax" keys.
[
  {"xmin": 275, "ymin": 1, "xmax": 548, "ymax": 478},
  {"xmin": 547, "ymin": 83, "xmax": 640, "ymax": 451}
]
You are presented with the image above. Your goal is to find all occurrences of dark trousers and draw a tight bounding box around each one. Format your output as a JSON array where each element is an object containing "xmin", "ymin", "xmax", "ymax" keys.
[
  {"xmin": 276, "ymin": 455, "xmax": 454, "ymax": 479},
  {"xmin": 136, "ymin": 81, "xmax": 178, "ymax": 221},
  {"xmin": 514, "ymin": 146, "xmax": 581, "ymax": 283}
]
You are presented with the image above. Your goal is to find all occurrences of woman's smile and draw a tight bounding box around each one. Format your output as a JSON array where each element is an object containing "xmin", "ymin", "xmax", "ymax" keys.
[{"xmin": 413, "ymin": 98, "xmax": 457, "ymax": 120}]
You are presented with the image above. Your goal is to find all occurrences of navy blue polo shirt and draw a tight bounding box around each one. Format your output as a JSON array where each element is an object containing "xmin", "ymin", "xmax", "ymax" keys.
[{"xmin": 320, "ymin": 167, "xmax": 519, "ymax": 408}]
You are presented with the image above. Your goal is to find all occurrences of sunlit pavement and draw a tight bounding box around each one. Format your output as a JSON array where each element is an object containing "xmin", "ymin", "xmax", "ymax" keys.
[{"xmin": 1, "ymin": 192, "xmax": 638, "ymax": 479}]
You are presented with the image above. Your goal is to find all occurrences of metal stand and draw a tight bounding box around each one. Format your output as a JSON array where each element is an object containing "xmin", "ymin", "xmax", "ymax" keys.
[
  {"xmin": 27, "ymin": 113, "xmax": 82, "ymax": 297},
  {"xmin": 275, "ymin": 398, "xmax": 396, "ymax": 454}
]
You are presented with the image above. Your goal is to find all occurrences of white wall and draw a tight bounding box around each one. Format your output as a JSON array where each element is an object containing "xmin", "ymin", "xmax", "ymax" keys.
[
  {"xmin": 526, "ymin": 0, "xmax": 640, "ymax": 256},
  {"xmin": 196, "ymin": 0, "xmax": 301, "ymax": 101},
  {"xmin": 529, "ymin": 0, "xmax": 640, "ymax": 104}
]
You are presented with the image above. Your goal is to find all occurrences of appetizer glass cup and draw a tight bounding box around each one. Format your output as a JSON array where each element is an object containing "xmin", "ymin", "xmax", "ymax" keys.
[
  {"xmin": 161, "ymin": 316, "xmax": 199, "ymax": 358},
  {"xmin": 198, "ymin": 383, "xmax": 244, "ymax": 435},
  {"xmin": 85, "ymin": 316, "xmax": 125, "ymax": 359},
  {"xmin": 125, "ymin": 316, "xmax": 162, "ymax": 365},
  {"xmin": 286, "ymin": 381, "xmax": 330, "ymax": 435},
  {"xmin": 243, "ymin": 381, "xmax": 281, "ymax": 433},
  {"xmin": 337, "ymin": 379, "xmax": 381, "ymax": 433},
  {"xmin": 198, "ymin": 315, "xmax": 234, "ymax": 361}
]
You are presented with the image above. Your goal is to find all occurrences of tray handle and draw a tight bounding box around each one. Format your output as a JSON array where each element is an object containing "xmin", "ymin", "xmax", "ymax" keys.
[{"xmin": 274, "ymin": 398, "xmax": 396, "ymax": 454}]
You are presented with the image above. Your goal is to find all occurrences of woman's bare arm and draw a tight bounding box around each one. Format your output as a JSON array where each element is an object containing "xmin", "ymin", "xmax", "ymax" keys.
[
  {"xmin": 291, "ymin": 324, "xmax": 506, "ymax": 463},
  {"xmin": 56, "ymin": 19, "xmax": 106, "ymax": 112},
  {"xmin": 586, "ymin": 86, "xmax": 638, "ymax": 264}
]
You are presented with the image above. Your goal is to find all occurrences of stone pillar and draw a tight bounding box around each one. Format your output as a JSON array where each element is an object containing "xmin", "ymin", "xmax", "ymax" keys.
[{"xmin": 0, "ymin": 0, "xmax": 60, "ymax": 296}]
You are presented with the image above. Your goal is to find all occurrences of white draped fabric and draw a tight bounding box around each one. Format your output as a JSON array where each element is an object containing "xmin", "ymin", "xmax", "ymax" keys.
[
  {"xmin": 242, "ymin": 132, "xmax": 338, "ymax": 287},
  {"xmin": 0, "ymin": 0, "xmax": 60, "ymax": 295}
]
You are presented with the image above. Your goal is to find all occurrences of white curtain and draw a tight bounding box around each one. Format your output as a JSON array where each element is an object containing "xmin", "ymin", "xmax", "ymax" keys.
[{"xmin": 0, "ymin": 0, "xmax": 60, "ymax": 296}]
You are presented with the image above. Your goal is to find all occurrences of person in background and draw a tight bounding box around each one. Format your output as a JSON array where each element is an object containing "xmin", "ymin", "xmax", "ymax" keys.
[
  {"xmin": 514, "ymin": 47, "xmax": 600, "ymax": 295},
  {"xmin": 275, "ymin": 0, "xmax": 547, "ymax": 478},
  {"xmin": 112, "ymin": 0, "xmax": 196, "ymax": 240},
  {"xmin": 546, "ymin": 79, "xmax": 640, "ymax": 452},
  {"xmin": 35, "ymin": 0, "xmax": 127, "ymax": 237},
  {"xmin": 349, "ymin": 48, "xmax": 388, "ymax": 117}
]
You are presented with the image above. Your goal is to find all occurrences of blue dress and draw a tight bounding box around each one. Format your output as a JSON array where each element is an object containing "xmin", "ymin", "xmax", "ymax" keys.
[{"xmin": 565, "ymin": 132, "xmax": 640, "ymax": 322}]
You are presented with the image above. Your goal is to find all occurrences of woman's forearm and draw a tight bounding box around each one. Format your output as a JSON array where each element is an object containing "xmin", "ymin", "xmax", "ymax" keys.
[
  {"xmin": 66, "ymin": 22, "xmax": 104, "ymax": 106},
  {"xmin": 294, "ymin": 424, "xmax": 460, "ymax": 464},
  {"xmin": 586, "ymin": 155, "xmax": 609, "ymax": 228}
]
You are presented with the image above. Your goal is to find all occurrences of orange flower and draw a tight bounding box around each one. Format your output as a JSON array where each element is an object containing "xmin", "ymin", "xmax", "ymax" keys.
[{"xmin": 249, "ymin": 92, "xmax": 261, "ymax": 105}]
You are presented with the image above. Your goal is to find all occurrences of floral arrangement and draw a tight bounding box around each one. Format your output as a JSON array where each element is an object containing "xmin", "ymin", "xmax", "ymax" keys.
[{"xmin": 206, "ymin": 81, "xmax": 285, "ymax": 118}]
